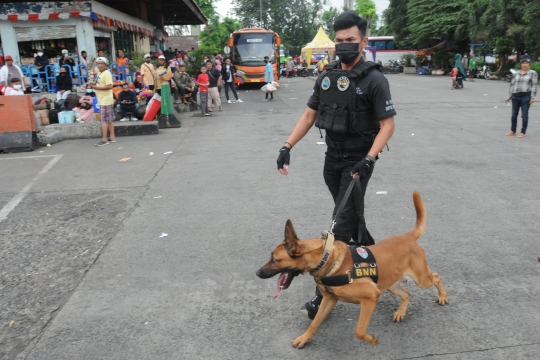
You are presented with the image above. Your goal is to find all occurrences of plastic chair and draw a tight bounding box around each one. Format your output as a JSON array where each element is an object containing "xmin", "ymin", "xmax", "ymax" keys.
[
  {"xmin": 44, "ymin": 64, "xmax": 56, "ymax": 92},
  {"xmin": 110, "ymin": 63, "xmax": 120, "ymax": 82},
  {"xmin": 75, "ymin": 64, "xmax": 88, "ymax": 85},
  {"xmin": 29, "ymin": 65, "xmax": 44, "ymax": 93}
]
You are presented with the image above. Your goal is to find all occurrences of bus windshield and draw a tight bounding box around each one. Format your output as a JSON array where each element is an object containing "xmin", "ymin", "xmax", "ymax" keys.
[{"xmin": 232, "ymin": 33, "xmax": 275, "ymax": 66}]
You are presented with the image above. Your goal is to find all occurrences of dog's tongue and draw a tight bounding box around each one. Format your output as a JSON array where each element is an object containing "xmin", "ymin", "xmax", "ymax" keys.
[{"xmin": 274, "ymin": 272, "xmax": 287, "ymax": 299}]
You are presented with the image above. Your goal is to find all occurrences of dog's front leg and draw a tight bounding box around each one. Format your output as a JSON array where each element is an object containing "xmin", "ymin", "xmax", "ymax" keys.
[
  {"xmin": 292, "ymin": 293, "xmax": 338, "ymax": 349},
  {"xmin": 355, "ymin": 284, "xmax": 381, "ymax": 345}
]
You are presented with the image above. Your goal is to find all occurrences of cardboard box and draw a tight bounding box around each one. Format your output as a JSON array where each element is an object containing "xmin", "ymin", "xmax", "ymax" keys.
[{"xmin": 36, "ymin": 109, "xmax": 50, "ymax": 125}]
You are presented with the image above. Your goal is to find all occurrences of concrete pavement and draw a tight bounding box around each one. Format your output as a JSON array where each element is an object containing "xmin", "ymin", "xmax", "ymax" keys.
[{"xmin": 2, "ymin": 74, "xmax": 540, "ymax": 359}]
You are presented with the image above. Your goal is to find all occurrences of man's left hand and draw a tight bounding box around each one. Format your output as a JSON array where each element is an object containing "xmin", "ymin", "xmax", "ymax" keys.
[
  {"xmin": 351, "ymin": 158, "xmax": 374, "ymax": 179},
  {"xmin": 530, "ymin": 98, "xmax": 535, "ymax": 105}
]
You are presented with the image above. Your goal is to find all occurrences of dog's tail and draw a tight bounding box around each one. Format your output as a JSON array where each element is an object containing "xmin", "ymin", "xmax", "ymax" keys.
[{"xmin": 411, "ymin": 191, "xmax": 426, "ymax": 239}]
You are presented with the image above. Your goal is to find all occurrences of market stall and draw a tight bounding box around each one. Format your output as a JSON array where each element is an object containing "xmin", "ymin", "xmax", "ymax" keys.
[{"xmin": 301, "ymin": 26, "xmax": 335, "ymax": 67}]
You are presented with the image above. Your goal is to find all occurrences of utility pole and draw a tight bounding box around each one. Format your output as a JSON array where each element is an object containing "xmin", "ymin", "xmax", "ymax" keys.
[{"xmin": 259, "ymin": 0, "xmax": 262, "ymax": 25}]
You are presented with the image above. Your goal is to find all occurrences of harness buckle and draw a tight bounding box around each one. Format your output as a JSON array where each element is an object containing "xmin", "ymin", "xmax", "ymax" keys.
[
  {"xmin": 346, "ymin": 270, "xmax": 353, "ymax": 284},
  {"xmin": 370, "ymin": 263, "xmax": 377, "ymax": 268}
]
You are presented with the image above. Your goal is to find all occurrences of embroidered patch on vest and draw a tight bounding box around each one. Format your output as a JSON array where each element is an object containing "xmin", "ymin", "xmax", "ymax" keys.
[
  {"xmin": 356, "ymin": 247, "xmax": 369, "ymax": 259},
  {"xmin": 337, "ymin": 76, "xmax": 350, "ymax": 91},
  {"xmin": 321, "ymin": 77, "xmax": 331, "ymax": 90}
]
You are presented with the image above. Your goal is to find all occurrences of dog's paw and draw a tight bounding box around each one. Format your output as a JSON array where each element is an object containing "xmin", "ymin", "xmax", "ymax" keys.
[
  {"xmin": 292, "ymin": 334, "xmax": 311, "ymax": 349},
  {"xmin": 357, "ymin": 333, "xmax": 379, "ymax": 346},
  {"xmin": 393, "ymin": 310, "xmax": 406, "ymax": 322},
  {"xmin": 437, "ymin": 294, "xmax": 448, "ymax": 305}
]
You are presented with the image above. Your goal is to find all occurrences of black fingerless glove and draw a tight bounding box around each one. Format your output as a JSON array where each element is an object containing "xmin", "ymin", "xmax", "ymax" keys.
[
  {"xmin": 351, "ymin": 158, "xmax": 374, "ymax": 178},
  {"xmin": 277, "ymin": 146, "xmax": 291, "ymax": 169}
]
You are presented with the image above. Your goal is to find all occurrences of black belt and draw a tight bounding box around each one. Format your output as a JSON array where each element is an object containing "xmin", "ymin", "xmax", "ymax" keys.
[
  {"xmin": 514, "ymin": 91, "xmax": 531, "ymax": 97},
  {"xmin": 325, "ymin": 135, "xmax": 374, "ymax": 151}
]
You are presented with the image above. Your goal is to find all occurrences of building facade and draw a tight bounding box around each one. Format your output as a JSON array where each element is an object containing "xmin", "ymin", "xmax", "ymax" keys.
[{"xmin": 0, "ymin": 0, "xmax": 206, "ymax": 66}]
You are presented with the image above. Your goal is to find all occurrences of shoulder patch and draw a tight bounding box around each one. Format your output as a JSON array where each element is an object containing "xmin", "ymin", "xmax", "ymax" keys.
[
  {"xmin": 337, "ymin": 76, "xmax": 350, "ymax": 91},
  {"xmin": 321, "ymin": 77, "xmax": 331, "ymax": 90}
]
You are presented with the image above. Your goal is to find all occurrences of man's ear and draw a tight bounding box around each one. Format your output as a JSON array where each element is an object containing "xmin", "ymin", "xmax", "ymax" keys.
[{"xmin": 284, "ymin": 219, "xmax": 301, "ymax": 258}]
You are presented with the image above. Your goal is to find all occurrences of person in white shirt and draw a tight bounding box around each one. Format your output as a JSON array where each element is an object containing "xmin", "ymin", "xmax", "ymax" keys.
[
  {"xmin": 220, "ymin": 57, "xmax": 242, "ymax": 103},
  {"xmin": 0, "ymin": 55, "xmax": 24, "ymax": 94}
]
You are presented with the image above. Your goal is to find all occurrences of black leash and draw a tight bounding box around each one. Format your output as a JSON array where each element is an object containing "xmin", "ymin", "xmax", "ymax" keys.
[{"xmin": 330, "ymin": 175, "xmax": 375, "ymax": 247}]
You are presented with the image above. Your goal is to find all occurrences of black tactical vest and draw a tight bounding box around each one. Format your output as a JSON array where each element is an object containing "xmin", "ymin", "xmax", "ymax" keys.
[{"xmin": 314, "ymin": 60, "xmax": 381, "ymax": 135}]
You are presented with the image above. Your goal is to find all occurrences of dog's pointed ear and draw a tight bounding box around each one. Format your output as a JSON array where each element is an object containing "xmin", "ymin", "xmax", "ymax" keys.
[{"xmin": 284, "ymin": 219, "xmax": 301, "ymax": 258}]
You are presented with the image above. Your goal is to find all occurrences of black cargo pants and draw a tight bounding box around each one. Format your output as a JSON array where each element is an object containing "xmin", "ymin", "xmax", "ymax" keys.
[{"xmin": 323, "ymin": 147, "xmax": 372, "ymax": 244}]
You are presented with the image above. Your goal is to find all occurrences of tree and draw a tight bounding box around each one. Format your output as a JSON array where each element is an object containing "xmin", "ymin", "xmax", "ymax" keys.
[
  {"xmin": 233, "ymin": 0, "xmax": 324, "ymax": 55},
  {"xmin": 354, "ymin": 0, "xmax": 377, "ymax": 35},
  {"xmin": 383, "ymin": 0, "xmax": 411, "ymax": 47},
  {"xmin": 321, "ymin": 6, "xmax": 340, "ymax": 40},
  {"xmin": 198, "ymin": 17, "xmax": 242, "ymax": 54}
]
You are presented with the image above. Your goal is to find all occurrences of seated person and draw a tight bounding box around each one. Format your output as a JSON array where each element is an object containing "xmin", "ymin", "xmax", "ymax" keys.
[
  {"xmin": 78, "ymin": 89, "xmax": 95, "ymax": 123},
  {"xmin": 55, "ymin": 67, "xmax": 72, "ymax": 103},
  {"xmin": 133, "ymin": 74, "xmax": 144, "ymax": 90},
  {"xmin": 5, "ymin": 78, "xmax": 46, "ymax": 133},
  {"xmin": 116, "ymin": 83, "xmax": 139, "ymax": 121},
  {"xmin": 172, "ymin": 64, "xmax": 198, "ymax": 104},
  {"xmin": 59, "ymin": 49, "xmax": 75, "ymax": 69}
]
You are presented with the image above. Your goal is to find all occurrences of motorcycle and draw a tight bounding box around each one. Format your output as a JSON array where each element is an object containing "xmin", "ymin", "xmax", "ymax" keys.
[
  {"xmin": 506, "ymin": 68, "xmax": 518, "ymax": 82},
  {"xmin": 474, "ymin": 65, "xmax": 491, "ymax": 79},
  {"xmin": 295, "ymin": 65, "xmax": 308, "ymax": 77}
]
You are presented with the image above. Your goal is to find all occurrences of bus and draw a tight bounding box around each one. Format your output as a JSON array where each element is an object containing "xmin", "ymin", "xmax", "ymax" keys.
[
  {"xmin": 228, "ymin": 27, "xmax": 281, "ymax": 85},
  {"xmin": 367, "ymin": 36, "xmax": 416, "ymax": 65}
]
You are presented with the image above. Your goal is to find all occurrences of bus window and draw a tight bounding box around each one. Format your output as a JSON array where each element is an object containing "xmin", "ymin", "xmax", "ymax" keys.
[
  {"xmin": 374, "ymin": 41, "xmax": 386, "ymax": 50},
  {"xmin": 387, "ymin": 40, "xmax": 396, "ymax": 50},
  {"xmin": 233, "ymin": 33, "xmax": 275, "ymax": 65}
]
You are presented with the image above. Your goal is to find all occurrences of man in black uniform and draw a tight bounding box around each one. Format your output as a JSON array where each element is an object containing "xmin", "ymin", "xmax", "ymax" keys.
[{"xmin": 276, "ymin": 11, "xmax": 396, "ymax": 319}]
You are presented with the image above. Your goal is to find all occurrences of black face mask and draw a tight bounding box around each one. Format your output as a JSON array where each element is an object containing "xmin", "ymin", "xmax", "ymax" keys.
[
  {"xmin": 335, "ymin": 42, "xmax": 360, "ymax": 65},
  {"xmin": 60, "ymin": 73, "xmax": 66, "ymax": 76}
]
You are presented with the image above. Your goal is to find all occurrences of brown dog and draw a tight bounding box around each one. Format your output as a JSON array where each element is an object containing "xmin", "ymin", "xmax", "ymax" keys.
[{"xmin": 256, "ymin": 191, "xmax": 448, "ymax": 348}]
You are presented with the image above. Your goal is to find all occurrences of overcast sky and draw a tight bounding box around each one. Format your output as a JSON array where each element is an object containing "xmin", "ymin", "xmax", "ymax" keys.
[{"xmin": 215, "ymin": 0, "xmax": 389, "ymax": 19}]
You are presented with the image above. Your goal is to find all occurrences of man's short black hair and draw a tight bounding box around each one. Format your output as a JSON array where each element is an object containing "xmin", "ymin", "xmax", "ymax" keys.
[
  {"xmin": 205, "ymin": 60, "xmax": 212, "ymax": 65},
  {"xmin": 264, "ymin": 56, "xmax": 269, "ymax": 60},
  {"xmin": 81, "ymin": 51, "xmax": 87, "ymax": 54},
  {"xmin": 10, "ymin": 77, "xmax": 21, "ymax": 84},
  {"xmin": 122, "ymin": 83, "xmax": 129, "ymax": 87},
  {"xmin": 333, "ymin": 10, "xmax": 368, "ymax": 37}
]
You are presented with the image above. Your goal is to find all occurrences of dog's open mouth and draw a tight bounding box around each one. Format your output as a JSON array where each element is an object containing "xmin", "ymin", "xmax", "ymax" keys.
[{"xmin": 274, "ymin": 270, "xmax": 300, "ymax": 298}]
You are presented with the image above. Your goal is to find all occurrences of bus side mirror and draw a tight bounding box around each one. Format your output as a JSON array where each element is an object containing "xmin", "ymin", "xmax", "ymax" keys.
[{"xmin": 228, "ymin": 38, "xmax": 233, "ymax": 47}]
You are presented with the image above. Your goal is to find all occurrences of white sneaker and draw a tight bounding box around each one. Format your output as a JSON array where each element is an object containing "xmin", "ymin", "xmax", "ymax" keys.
[
  {"xmin": 130, "ymin": 117, "xmax": 138, "ymax": 121},
  {"xmin": 119, "ymin": 117, "xmax": 129, "ymax": 122},
  {"xmin": 227, "ymin": 100, "xmax": 232, "ymax": 104},
  {"xmin": 75, "ymin": 118, "xmax": 84, "ymax": 123},
  {"xmin": 237, "ymin": 99, "xmax": 243, "ymax": 103}
]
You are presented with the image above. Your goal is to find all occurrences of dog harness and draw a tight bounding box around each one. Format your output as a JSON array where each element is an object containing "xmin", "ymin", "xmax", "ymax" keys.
[{"xmin": 317, "ymin": 246, "xmax": 378, "ymax": 286}]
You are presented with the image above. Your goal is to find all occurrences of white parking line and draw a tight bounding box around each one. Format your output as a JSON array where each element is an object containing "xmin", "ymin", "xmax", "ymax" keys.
[{"xmin": 0, "ymin": 154, "xmax": 64, "ymax": 222}]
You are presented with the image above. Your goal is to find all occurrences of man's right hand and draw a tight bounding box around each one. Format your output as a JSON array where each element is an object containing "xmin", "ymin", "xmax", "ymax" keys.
[{"xmin": 277, "ymin": 146, "xmax": 291, "ymax": 175}]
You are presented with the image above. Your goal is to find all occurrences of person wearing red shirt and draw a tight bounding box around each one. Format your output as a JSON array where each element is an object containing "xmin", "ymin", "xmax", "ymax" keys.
[{"xmin": 195, "ymin": 65, "xmax": 210, "ymax": 116}]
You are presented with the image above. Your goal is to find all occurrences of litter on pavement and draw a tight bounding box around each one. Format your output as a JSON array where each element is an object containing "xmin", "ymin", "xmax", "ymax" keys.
[
  {"xmin": 149, "ymin": 152, "xmax": 154, "ymax": 155},
  {"xmin": 119, "ymin": 157, "xmax": 131, "ymax": 162},
  {"xmin": 164, "ymin": 151, "xmax": 173, "ymax": 155},
  {"xmin": 316, "ymin": 142, "xmax": 326, "ymax": 145},
  {"xmin": 153, "ymin": 196, "xmax": 162, "ymax": 199},
  {"xmin": 376, "ymin": 191, "xmax": 388, "ymax": 194},
  {"xmin": 159, "ymin": 233, "xmax": 168, "ymax": 238}
]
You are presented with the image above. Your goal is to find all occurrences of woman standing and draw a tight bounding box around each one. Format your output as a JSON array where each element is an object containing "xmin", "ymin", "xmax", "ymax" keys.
[{"xmin": 454, "ymin": 54, "xmax": 467, "ymax": 89}]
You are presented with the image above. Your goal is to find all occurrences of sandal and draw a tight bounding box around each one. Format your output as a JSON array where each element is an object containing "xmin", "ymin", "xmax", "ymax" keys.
[
  {"xmin": 517, "ymin": 133, "xmax": 526, "ymax": 138},
  {"xmin": 37, "ymin": 129, "xmax": 47, "ymax": 134},
  {"xmin": 506, "ymin": 131, "xmax": 516, "ymax": 136},
  {"xmin": 219, "ymin": 107, "xmax": 223, "ymax": 111}
]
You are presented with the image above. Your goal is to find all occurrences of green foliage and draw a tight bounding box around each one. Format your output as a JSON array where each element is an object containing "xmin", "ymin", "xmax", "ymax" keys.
[
  {"xmin": 383, "ymin": 0, "xmax": 411, "ymax": 47},
  {"xmin": 126, "ymin": 51, "xmax": 157, "ymax": 72},
  {"xmin": 184, "ymin": 49, "xmax": 207, "ymax": 75},
  {"xmin": 431, "ymin": 50, "xmax": 454, "ymax": 70},
  {"xmin": 354, "ymin": 0, "xmax": 378, "ymax": 34},
  {"xmin": 198, "ymin": 17, "xmax": 242, "ymax": 54},
  {"xmin": 321, "ymin": 7, "xmax": 340, "ymax": 40},
  {"xmin": 232, "ymin": 0, "xmax": 324, "ymax": 55},
  {"xmin": 400, "ymin": 53, "xmax": 414, "ymax": 67}
]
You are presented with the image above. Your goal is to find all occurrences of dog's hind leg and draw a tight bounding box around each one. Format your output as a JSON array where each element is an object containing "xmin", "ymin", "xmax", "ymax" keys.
[
  {"xmin": 408, "ymin": 250, "xmax": 448, "ymax": 305},
  {"xmin": 388, "ymin": 282, "xmax": 410, "ymax": 322},
  {"xmin": 292, "ymin": 293, "xmax": 338, "ymax": 349},
  {"xmin": 354, "ymin": 283, "xmax": 381, "ymax": 345}
]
